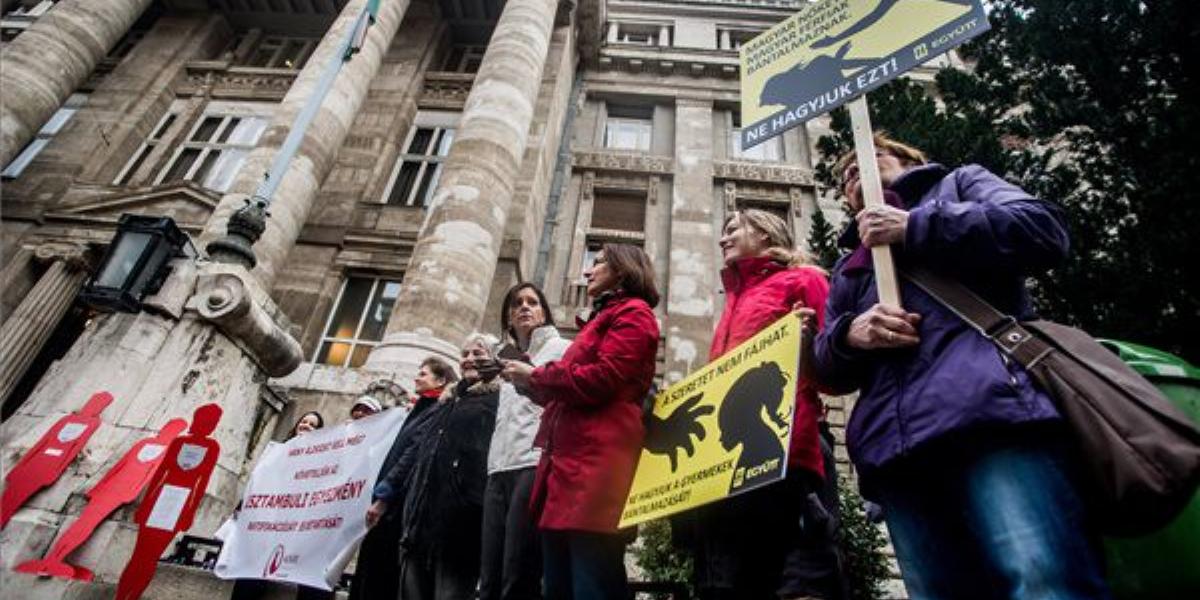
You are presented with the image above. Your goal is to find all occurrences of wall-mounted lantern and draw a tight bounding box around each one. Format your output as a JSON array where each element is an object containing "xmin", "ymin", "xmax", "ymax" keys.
[{"xmin": 80, "ymin": 214, "xmax": 192, "ymax": 312}]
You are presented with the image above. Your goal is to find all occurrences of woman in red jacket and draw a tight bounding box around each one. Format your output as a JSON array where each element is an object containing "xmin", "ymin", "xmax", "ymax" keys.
[
  {"xmin": 502, "ymin": 243, "xmax": 660, "ymax": 600},
  {"xmin": 683, "ymin": 209, "xmax": 843, "ymax": 600}
]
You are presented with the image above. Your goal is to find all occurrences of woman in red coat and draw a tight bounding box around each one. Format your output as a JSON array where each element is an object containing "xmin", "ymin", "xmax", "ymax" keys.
[
  {"xmin": 682, "ymin": 209, "xmax": 844, "ymax": 600},
  {"xmin": 503, "ymin": 243, "xmax": 660, "ymax": 600}
]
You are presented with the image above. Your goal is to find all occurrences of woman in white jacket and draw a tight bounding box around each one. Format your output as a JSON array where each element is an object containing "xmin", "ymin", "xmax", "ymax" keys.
[{"xmin": 481, "ymin": 283, "xmax": 572, "ymax": 600}]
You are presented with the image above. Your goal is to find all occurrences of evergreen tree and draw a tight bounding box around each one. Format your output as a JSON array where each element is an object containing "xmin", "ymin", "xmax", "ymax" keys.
[
  {"xmin": 814, "ymin": 0, "xmax": 1200, "ymax": 362},
  {"xmin": 807, "ymin": 207, "xmax": 843, "ymax": 270}
]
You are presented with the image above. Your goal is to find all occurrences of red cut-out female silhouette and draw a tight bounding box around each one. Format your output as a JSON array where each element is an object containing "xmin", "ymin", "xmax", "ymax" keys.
[
  {"xmin": 114, "ymin": 404, "xmax": 222, "ymax": 600},
  {"xmin": 15, "ymin": 418, "xmax": 188, "ymax": 580},
  {"xmin": 0, "ymin": 391, "xmax": 114, "ymax": 529}
]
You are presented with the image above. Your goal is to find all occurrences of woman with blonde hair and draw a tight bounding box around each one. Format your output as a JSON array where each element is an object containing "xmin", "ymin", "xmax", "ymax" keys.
[{"xmin": 678, "ymin": 208, "xmax": 844, "ymax": 600}]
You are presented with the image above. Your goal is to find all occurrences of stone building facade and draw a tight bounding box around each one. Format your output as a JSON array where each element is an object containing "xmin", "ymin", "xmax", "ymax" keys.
[{"xmin": 0, "ymin": 0, "xmax": 925, "ymax": 597}]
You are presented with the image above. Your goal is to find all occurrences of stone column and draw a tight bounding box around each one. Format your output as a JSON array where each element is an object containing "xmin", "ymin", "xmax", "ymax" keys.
[
  {"xmin": 198, "ymin": 0, "xmax": 411, "ymax": 290},
  {"xmin": 663, "ymin": 98, "xmax": 719, "ymax": 384},
  {"xmin": 0, "ymin": 243, "xmax": 91, "ymax": 409},
  {"xmin": 0, "ymin": 0, "xmax": 153, "ymax": 167},
  {"xmin": 1, "ymin": 245, "xmax": 36, "ymax": 325},
  {"xmin": 364, "ymin": 0, "xmax": 561, "ymax": 376}
]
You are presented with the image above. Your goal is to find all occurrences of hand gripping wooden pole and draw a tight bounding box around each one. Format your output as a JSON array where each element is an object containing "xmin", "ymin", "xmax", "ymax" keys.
[{"xmin": 848, "ymin": 95, "xmax": 902, "ymax": 307}]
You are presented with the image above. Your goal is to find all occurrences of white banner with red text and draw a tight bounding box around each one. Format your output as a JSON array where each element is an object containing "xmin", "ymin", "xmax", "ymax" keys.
[{"xmin": 213, "ymin": 408, "xmax": 406, "ymax": 589}]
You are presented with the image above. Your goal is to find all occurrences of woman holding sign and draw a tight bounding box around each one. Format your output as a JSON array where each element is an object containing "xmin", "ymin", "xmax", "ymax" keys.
[
  {"xmin": 502, "ymin": 244, "xmax": 660, "ymax": 600},
  {"xmin": 675, "ymin": 209, "xmax": 842, "ymax": 600},
  {"xmin": 814, "ymin": 135, "xmax": 1108, "ymax": 598}
]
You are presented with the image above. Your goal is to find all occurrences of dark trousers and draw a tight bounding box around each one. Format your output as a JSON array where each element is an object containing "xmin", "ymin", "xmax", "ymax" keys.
[
  {"xmin": 542, "ymin": 530, "xmax": 629, "ymax": 600},
  {"xmin": 480, "ymin": 468, "xmax": 543, "ymax": 600},
  {"xmin": 400, "ymin": 547, "xmax": 481, "ymax": 600},
  {"xmin": 349, "ymin": 514, "xmax": 402, "ymax": 600},
  {"xmin": 689, "ymin": 424, "xmax": 843, "ymax": 600}
]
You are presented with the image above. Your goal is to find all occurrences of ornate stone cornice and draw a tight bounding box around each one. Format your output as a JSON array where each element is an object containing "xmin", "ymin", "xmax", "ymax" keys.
[
  {"xmin": 418, "ymin": 71, "xmax": 475, "ymax": 110},
  {"xmin": 572, "ymin": 149, "xmax": 674, "ymax": 175},
  {"xmin": 713, "ymin": 159, "xmax": 816, "ymax": 187},
  {"xmin": 178, "ymin": 62, "xmax": 298, "ymax": 101},
  {"xmin": 598, "ymin": 46, "xmax": 741, "ymax": 79}
]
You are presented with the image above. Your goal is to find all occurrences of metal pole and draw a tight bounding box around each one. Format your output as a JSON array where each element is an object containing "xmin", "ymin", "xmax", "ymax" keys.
[{"xmin": 252, "ymin": 7, "xmax": 370, "ymax": 206}]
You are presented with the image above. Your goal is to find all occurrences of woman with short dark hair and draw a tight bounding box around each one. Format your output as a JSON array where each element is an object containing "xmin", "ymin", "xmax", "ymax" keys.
[{"xmin": 503, "ymin": 243, "xmax": 660, "ymax": 600}]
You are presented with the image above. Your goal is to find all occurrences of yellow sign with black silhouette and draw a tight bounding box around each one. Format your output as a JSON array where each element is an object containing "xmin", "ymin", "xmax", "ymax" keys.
[
  {"xmin": 619, "ymin": 314, "xmax": 801, "ymax": 528},
  {"xmin": 738, "ymin": 0, "xmax": 990, "ymax": 149}
]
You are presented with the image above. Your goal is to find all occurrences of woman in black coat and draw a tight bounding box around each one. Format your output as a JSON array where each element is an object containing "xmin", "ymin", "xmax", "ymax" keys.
[{"xmin": 397, "ymin": 334, "xmax": 501, "ymax": 600}]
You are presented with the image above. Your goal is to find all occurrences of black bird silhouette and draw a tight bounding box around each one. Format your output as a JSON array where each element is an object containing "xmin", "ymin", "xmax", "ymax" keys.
[
  {"xmin": 811, "ymin": 0, "xmax": 976, "ymax": 49},
  {"xmin": 645, "ymin": 393, "xmax": 716, "ymax": 472},
  {"xmin": 760, "ymin": 42, "xmax": 880, "ymax": 108}
]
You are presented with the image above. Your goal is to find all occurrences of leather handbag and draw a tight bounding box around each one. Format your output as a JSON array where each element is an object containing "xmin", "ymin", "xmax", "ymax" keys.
[{"xmin": 904, "ymin": 265, "xmax": 1200, "ymax": 536}]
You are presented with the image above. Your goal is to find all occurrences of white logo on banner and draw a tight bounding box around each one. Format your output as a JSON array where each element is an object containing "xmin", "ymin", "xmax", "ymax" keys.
[{"xmin": 214, "ymin": 409, "xmax": 407, "ymax": 590}]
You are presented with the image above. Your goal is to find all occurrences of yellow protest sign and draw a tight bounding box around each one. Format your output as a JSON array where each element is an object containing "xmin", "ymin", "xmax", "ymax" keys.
[
  {"xmin": 619, "ymin": 314, "xmax": 801, "ymax": 528},
  {"xmin": 738, "ymin": 0, "xmax": 990, "ymax": 149}
]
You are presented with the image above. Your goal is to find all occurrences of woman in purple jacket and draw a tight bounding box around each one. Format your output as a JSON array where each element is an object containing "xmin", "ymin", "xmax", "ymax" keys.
[{"xmin": 813, "ymin": 134, "xmax": 1110, "ymax": 599}]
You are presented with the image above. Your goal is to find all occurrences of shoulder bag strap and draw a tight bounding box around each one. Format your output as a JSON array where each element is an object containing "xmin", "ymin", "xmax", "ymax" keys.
[{"xmin": 901, "ymin": 265, "xmax": 1055, "ymax": 369}]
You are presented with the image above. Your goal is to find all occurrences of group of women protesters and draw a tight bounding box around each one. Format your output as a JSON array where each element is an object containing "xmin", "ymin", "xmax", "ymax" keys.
[{"xmin": 257, "ymin": 132, "xmax": 1108, "ymax": 600}]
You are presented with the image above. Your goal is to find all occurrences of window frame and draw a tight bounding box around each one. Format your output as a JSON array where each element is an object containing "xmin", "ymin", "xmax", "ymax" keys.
[
  {"xmin": 313, "ymin": 275, "xmax": 403, "ymax": 368},
  {"xmin": 441, "ymin": 44, "xmax": 486, "ymax": 73},
  {"xmin": 380, "ymin": 111, "xmax": 460, "ymax": 207},
  {"xmin": 728, "ymin": 110, "xmax": 783, "ymax": 162},
  {"xmin": 234, "ymin": 34, "xmax": 318, "ymax": 70},
  {"xmin": 604, "ymin": 104, "xmax": 654, "ymax": 152},
  {"xmin": 114, "ymin": 111, "xmax": 179, "ymax": 185},
  {"xmin": 154, "ymin": 101, "xmax": 273, "ymax": 192}
]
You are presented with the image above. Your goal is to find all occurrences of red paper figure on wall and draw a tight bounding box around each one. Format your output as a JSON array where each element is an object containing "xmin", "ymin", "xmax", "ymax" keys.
[
  {"xmin": 14, "ymin": 418, "xmax": 189, "ymax": 581},
  {"xmin": 0, "ymin": 391, "xmax": 114, "ymax": 529},
  {"xmin": 114, "ymin": 403, "xmax": 222, "ymax": 600}
]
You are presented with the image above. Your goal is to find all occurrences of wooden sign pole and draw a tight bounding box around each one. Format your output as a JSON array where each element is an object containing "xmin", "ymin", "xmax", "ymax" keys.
[{"xmin": 847, "ymin": 95, "xmax": 902, "ymax": 307}]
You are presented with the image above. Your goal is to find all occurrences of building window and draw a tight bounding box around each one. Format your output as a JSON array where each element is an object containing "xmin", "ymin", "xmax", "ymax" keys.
[
  {"xmin": 382, "ymin": 112, "xmax": 458, "ymax": 207},
  {"xmin": 156, "ymin": 104, "xmax": 271, "ymax": 192},
  {"xmin": 591, "ymin": 191, "xmax": 646, "ymax": 233},
  {"xmin": 315, "ymin": 276, "xmax": 402, "ymax": 368},
  {"xmin": 608, "ymin": 22, "xmax": 671, "ymax": 47},
  {"xmin": 580, "ymin": 240, "xmax": 602, "ymax": 283},
  {"xmin": 1, "ymin": 0, "xmax": 54, "ymax": 43},
  {"xmin": 233, "ymin": 35, "xmax": 317, "ymax": 70},
  {"xmin": 730, "ymin": 130, "xmax": 783, "ymax": 162},
  {"xmin": 2, "ymin": 93, "xmax": 86, "ymax": 179},
  {"xmin": 717, "ymin": 27, "xmax": 762, "ymax": 51},
  {"xmin": 729, "ymin": 111, "xmax": 783, "ymax": 162},
  {"xmin": 605, "ymin": 105, "xmax": 653, "ymax": 152},
  {"xmin": 114, "ymin": 112, "xmax": 178, "ymax": 185},
  {"xmin": 442, "ymin": 45, "xmax": 486, "ymax": 73}
]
